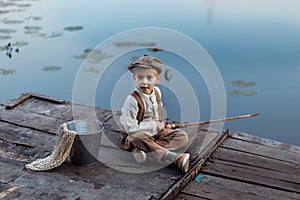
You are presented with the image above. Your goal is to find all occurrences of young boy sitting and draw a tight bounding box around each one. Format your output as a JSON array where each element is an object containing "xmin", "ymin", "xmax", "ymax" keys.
[{"xmin": 119, "ymin": 55, "xmax": 190, "ymax": 173}]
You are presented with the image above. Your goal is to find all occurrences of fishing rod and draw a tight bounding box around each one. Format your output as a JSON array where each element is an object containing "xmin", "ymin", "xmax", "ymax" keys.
[{"xmin": 167, "ymin": 113, "xmax": 259, "ymax": 129}]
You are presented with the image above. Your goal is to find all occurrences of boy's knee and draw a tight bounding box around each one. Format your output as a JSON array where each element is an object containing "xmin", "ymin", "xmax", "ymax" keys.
[{"xmin": 178, "ymin": 130, "xmax": 189, "ymax": 146}]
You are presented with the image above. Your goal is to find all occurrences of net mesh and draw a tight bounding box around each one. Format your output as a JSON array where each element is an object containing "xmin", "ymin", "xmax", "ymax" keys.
[{"xmin": 26, "ymin": 123, "xmax": 77, "ymax": 171}]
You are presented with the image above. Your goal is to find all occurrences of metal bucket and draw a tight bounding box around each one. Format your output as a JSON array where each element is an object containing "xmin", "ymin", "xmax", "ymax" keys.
[{"xmin": 67, "ymin": 120, "xmax": 104, "ymax": 166}]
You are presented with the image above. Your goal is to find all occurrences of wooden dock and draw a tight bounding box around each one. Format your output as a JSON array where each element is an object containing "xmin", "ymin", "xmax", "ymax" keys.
[{"xmin": 0, "ymin": 93, "xmax": 299, "ymax": 199}]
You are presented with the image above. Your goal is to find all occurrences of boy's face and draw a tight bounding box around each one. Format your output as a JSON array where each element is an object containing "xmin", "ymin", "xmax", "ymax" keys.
[{"xmin": 133, "ymin": 68, "xmax": 160, "ymax": 95}]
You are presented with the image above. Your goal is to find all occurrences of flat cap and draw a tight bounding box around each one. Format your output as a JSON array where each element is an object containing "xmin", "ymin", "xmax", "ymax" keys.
[{"xmin": 128, "ymin": 55, "xmax": 162, "ymax": 74}]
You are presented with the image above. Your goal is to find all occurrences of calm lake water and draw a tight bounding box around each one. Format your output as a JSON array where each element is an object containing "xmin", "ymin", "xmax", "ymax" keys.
[{"xmin": 1, "ymin": 0, "xmax": 300, "ymax": 146}]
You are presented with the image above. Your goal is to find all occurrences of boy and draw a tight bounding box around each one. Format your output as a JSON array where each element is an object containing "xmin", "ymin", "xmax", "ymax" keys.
[{"xmin": 120, "ymin": 55, "xmax": 190, "ymax": 173}]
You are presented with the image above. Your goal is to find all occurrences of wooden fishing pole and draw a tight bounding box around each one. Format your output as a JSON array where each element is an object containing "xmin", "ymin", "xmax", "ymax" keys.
[{"xmin": 168, "ymin": 113, "xmax": 259, "ymax": 129}]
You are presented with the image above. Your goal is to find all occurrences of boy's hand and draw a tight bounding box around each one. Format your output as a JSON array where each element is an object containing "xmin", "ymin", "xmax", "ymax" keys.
[{"xmin": 165, "ymin": 124, "xmax": 172, "ymax": 129}]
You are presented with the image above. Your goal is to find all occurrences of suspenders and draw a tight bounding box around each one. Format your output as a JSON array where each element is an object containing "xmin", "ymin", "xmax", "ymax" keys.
[
  {"xmin": 131, "ymin": 88, "xmax": 163, "ymax": 123},
  {"xmin": 120, "ymin": 88, "xmax": 164, "ymax": 149}
]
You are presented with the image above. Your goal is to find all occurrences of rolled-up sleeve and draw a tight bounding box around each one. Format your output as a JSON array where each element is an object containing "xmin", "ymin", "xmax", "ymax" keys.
[{"xmin": 120, "ymin": 95, "xmax": 157, "ymax": 136}]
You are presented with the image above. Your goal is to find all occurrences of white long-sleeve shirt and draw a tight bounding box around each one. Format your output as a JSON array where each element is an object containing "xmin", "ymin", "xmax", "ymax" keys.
[{"xmin": 120, "ymin": 86, "xmax": 162, "ymax": 137}]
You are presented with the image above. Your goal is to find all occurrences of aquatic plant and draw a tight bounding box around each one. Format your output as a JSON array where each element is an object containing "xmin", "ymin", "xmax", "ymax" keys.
[
  {"xmin": 72, "ymin": 48, "xmax": 113, "ymax": 63},
  {"xmin": 0, "ymin": 28, "xmax": 17, "ymax": 34},
  {"xmin": 113, "ymin": 41, "xmax": 156, "ymax": 47},
  {"xmin": 0, "ymin": 68, "xmax": 16, "ymax": 75},
  {"xmin": 16, "ymin": 3, "xmax": 31, "ymax": 8},
  {"xmin": 24, "ymin": 16, "xmax": 42, "ymax": 21},
  {"xmin": 229, "ymin": 90, "xmax": 257, "ymax": 96},
  {"xmin": 46, "ymin": 31, "xmax": 63, "ymax": 38},
  {"xmin": 0, "ymin": 1, "xmax": 16, "ymax": 8},
  {"xmin": 1, "ymin": 18, "xmax": 23, "ymax": 24},
  {"xmin": 24, "ymin": 26, "xmax": 42, "ymax": 31},
  {"xmin": 41, "ymin": 66, "xmax": 61, "ymax": 71},
  {"xmin": 0, "ymin": 35, "xmax": 11, "ymax": 40},
  {"xmin": 13, "ymin": 41, "xmax": 28, "ymax": 47},
  {"xmin": 1, "ymin": 42, "xmax": 20, "ymax": 58},
  {"xmin": 0, "ymin": 10, "xmax": 10, "ymax": 15},
  {"xmin": 232, "ymin": 80, "xmax": 256, "ymax": 87},
  {"xmin": 84, "ymin": 67, "xmax": 99, "ymax": 74},
  {"xmin": 64, "ymin": 26, "xmax": 83, "ymax": 31}
]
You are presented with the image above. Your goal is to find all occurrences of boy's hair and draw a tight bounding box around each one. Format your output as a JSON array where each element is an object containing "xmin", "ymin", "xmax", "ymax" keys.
[{"xmin": 128, "ymin": 55, "xmax": 162, "ymax": 74}]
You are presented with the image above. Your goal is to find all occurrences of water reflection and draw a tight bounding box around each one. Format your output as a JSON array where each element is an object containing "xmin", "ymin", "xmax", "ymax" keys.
[{"xmin": 204, "ymin": 0, "xmax": 216, "ymax": 26}]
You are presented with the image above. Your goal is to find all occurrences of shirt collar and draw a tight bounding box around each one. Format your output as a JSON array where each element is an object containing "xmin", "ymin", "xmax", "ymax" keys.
[{"xmin": 135, "ymin": 88, "xmax": 155, "ymax": 99}]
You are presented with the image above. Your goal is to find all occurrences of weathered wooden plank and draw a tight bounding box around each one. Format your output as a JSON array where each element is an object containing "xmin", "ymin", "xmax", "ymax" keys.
[
  {"xmin": 9, "ymin": 98, "xmax": 113, "ymax": 123},
  {"xmin": 0, "ymin": 105, "xmax": 65, "ymax": 134},
  {"xmin": 0, "ymin": 161, "xmax": 22, "ymax": 184},
  {"xmin": 0, "ymin": 121, "xmax": 55, "ymax": 148},
  {"xmin": 187, "ymin": 129, "xmax": 219, "ymax": 164},
  {"xmin": 1, "ymin": 161, "xmax": 163, "ymax": 200},
  {"xmin": 202, "ymin": 159, "xmax": 300, "ymax": 193},
  {"xmin": 180, "ymin": 174, "xmax": 300, "ymax": 200},
  {"xmin": 231, "ymin": 131, "xmax": 300, "ymax": 154},
  {"xmin": 0, "ymin": 184, "xmax": 18, "ymax": 199},
  {"xmin": 17, "ymin": 98, "xmax": 74, "ymax": 120},
  {"xmin": 175, "ymin": 194, "xmax": 208, "ymax": 200},
  {"xmin": 212, "ymin": 147, "xmax": 300, "ymax": 176},
  {"xmin": 221, "ymin": 137, "xmax": 300, "ymax": 164},
  {"xmin": 2, "ymin": 93, "xmax": 66, "ymax": 110},
  {"xmin": 43, "ymin": 161, "xmax": 177, "ymax": 200},
  {"xmin": 159, "ymin": 130, "xmax": 229, "ymax": 200}
]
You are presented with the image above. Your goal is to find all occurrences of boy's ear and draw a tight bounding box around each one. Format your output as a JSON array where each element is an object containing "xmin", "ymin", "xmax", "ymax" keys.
[
  {"xmin": 132, "ymin": 73, "xmax": 136, "ymax": 81},
  {"xmin": 156, "ymin": 74, "xmax": 160, "ymax": 83}
]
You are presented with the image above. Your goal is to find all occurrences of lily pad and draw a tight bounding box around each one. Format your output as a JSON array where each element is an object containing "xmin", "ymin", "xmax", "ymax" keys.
[
  {"xmin": 24, "ymin": 26, "xmax": 42, "ymax": 31},
  {"xmin": 84, "ymin": 67, "xmax": 99, "ymax": 74},
  {"xmin": 64, "ymin": 26, "xmax": 83, "ymax": 31},
  {"xmin": 42, "ymin": 66, "xmax": 61, "ymax": 71},
  {"xmin": 0, "ymin": 68, "xmax": 16, "ymax": 75},
  {"xmin": 229, "ymin": 90, "xmax": 257, "ymax": 96},
  {"xmin": 16, "ymin": 3, "xmax": 31, "ymax": 8},
  {"xmin": 24, "ymin": 16, "xmax": 42, "ymax": 21},
  {"xmin": 1, "ymin": 18, "xmax": 23, "ymax": 24},
  {"xmin": 0, "ymin": 28, "xmax": 17, "ymax": 34},
  {"xmin": 72, "ymin": 48, "xmax": 113, "ymax": 63},
  {"xmin": 0, "ymin": 35, "xmax": 11, "ymax": 40},
  {"xmin": 0, "ymin": 10, "xmax": 11, "ymax": 15},
  {"xmin": 13, "ymin": 40, "xmax": 28, "ymax": 47},
  {"xmin": 232, "ymin": 80, "xmax": 256, "ymax": 87},
  {"xmin": 46, "ymin": 31, "xmax": 63, "ymax": 38},
  {"xmin": 32, "ymin": 33, "xmax": 47, "ymax": 38},
  {"xmin": 0, "ymin": 2, "xmax": 16, "ymax": 8},
  {"xmin": 114, "ymin": 41, "xmax": 156, "ymax": 47}
]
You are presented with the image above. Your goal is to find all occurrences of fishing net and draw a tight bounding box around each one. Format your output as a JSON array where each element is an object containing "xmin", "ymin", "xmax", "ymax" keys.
[{"xmin": 25, "ymin": 123, "xmax": 77, "ymax": 171}]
